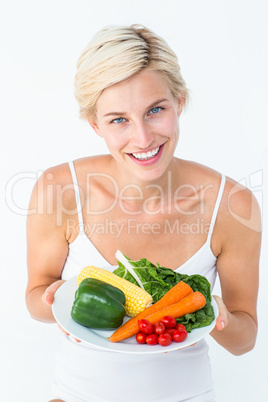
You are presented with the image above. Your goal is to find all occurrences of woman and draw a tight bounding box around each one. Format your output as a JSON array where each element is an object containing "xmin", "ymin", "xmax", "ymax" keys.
[{"xmin": 26, "ymin": 25, "xmax": 261, "ymax": 401}]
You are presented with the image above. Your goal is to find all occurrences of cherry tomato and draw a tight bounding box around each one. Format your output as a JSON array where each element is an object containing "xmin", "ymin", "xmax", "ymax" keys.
[
  {"xmin": 160, "ymin": 316, "xmax": 177, "ymax": 329},
  {"xmin": 172, "ymin": 328, "xmax": 188, "ymax": 343},
  {"xmin": 136, "ymin": 332, "xmax": 147, "ymax": 344},
  {"xmin": 158, "ymin": 333, "xmax": 172, "ymax": 347},
  {"xmin": 175, "ymin": 323, "xmax": 187, "ymax": 332},
  {"xmin": 164, "ymin": 328, "xmax": 176, "ymax": 337},
  {"xmin": 153, "ymin": 322, "xmax": 165, "ymax": 335},
  {"xmin": 146, "ymin": 333, "xmax": 159, "ymax": 345},
  {"xmin": 138, "ymin": 319, "xmax": 154, "ymax": 334}
]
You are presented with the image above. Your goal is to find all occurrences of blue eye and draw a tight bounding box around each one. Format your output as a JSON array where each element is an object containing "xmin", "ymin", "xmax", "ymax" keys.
[
  {"xmin": 149, "ymin": 107, "xmax": 162, "ymax": 114},
  {"xmin": 112, "ymin": 117, "xmax": 125, "ymax": 124}
]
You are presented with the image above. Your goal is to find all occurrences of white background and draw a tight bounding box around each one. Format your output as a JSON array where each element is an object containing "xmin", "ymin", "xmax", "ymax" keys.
[{"xmin": 1, "ymin": 1, "xmax": 267, "ymax": 401}]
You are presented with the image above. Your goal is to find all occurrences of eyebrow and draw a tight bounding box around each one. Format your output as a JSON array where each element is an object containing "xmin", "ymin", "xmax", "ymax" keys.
[{"xmin": 102, "ymin": 98, "xmax": 169, "ymax": 118}]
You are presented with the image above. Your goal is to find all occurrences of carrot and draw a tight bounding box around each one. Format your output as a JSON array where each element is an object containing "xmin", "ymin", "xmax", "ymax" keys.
[
  {"xmin": 144, "ymin": 291, "xmax": 206, "ymax": 324},
  {"xmin": 108, "ymin": 281, "xmax": 197, "ymax": 342},
  {"xmin": 108, "ymin": 281, "xmax": 192, "ymax": 343}
]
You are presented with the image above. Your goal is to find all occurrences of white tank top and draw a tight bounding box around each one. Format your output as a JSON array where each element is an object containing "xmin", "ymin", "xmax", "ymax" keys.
[{"xmin": 53, "ymin": 161, "xmax": 226, "ymax": 402}]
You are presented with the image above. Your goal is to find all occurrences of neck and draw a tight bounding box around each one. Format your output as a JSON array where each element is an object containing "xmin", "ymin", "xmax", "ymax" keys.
[{"xmin": 110, "ymin": 157, "xmax": 182, "ymax": 215}]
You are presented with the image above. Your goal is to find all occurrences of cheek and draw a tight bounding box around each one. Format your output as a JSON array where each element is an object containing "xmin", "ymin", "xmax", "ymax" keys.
[
  {"xmin": 102, "ymin": 132, "xmax": 128, "ymax": 151},
  {"xmin": 160, "ymin": 115, "xmax": 179, "ymax": 137}
]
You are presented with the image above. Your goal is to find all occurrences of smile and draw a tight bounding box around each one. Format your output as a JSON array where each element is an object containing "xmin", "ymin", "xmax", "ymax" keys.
[{"xmin": 131, "ymin": 146, "xmax": 160, "ymax": 161}]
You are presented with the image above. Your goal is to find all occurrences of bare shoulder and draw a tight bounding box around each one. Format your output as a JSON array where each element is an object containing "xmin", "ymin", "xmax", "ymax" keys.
[
  {"xmin": 73, "ymin": 154, "xmax": 113, "ymax": 175},
  {"xmin": 179, "ymin": 159, "xmax": 222, "ymax": 185},
  {"xmin": 34, "ymin": 155, "xmax": 110, "ymax": 185},
  {"xmin": 29, "ymin": 162, "xmax": 74, "ymax": 214},
  {"xmin": 30, "ymin": 155, "xmax": 110, "ymax": 207},
  {"xmin": 180, "ymin": 159, "xmax": 214, "ymax": 173},
  {"xmin": 72, "ymin": 155, "xmax": 117, "ymax": 200},
  {"xmin": 220, "ymin": 176, "xmax": 262, "ymax": 238},
  {"xmin": 32, "ymin": 161, "xmax": 72, "ymax": 191},
  {"xmin": 179, "ymin": 160, "xmax": 262, "ymax": 228},
  {"xmin": 179, "ymin": 159, "xmax": 262, "ymax": 252}
]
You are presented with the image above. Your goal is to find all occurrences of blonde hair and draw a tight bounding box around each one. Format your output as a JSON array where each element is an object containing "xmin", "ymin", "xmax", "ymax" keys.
[{"xmin": 74, "ymin": 24, "xmax": 189, "ymax": 119}]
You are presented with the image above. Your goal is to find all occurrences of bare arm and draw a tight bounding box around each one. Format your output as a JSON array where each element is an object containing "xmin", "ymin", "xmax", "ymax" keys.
[
  {"xmin": 25, "ymin": 165, "xmax": 72, "ymax": 323},
  {"xmin": 210, "ymin": 181, "xmax": 261, "ymax": 355}
]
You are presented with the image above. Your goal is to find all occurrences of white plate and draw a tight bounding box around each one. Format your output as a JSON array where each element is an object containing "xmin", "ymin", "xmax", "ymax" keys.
[{"xmin": 52, "ymin": 275, "xmax": 218, "ymax": 354}]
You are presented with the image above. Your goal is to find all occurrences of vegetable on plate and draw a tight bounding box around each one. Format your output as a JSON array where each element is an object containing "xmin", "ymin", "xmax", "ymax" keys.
[
  {"xmin": 160, "ymin": 316, "xmax": 177, "ymax": 328},
  {"xmin": 71, "ymin": 278, "xmax": 126, "ymax": 330},
  {"xmin": 136, "ymin": 332, "xmax": 147, "ymax": 344},
  {"xmin": 146, "ymin": 333, "xmax": 158, "ymax": 345},
  {"xmin": 138, "ymin": 319, "xmax": 154, "ymax": 334},
  {"xmin": 135, "ymin": 318, "xmax": 188, "ymax": 347},
  {"xmin": 109, "ymin": 291, "xmax": 206, "ymax": 343},
  {"xmin": 172, "ymin": 327, "xmax": 188, "ymax": 343},
  {"xmin": 77, "ymin": 265, "xmax": 153, "ymax": 317},
  {"xmin": 109, "ymin": 280, "xmax": 192, "ymax": 342},
  {"xmin": 113, "ymin": 251, "xmax": 215, "ymax": 332},
  {"xmin": 137, "ymin": 291, "xmax": 206, "ymax": 328},
  {"xmin": 158, "ymin": 333, "xmax": 172, "ymax": 347}
]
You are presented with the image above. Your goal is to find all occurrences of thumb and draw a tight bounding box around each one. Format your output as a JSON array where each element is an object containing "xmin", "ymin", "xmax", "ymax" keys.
[
  {"xmin": 43, "ymin": 280, "xmax": 65, "ymax": 306},
  {"xmin": 213, "ymin": 295, "xmax": 228, "ymax": 331}
]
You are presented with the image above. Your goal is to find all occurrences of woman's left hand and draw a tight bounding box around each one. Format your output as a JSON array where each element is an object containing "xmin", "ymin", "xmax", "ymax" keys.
[{"xmin": 213, "ymin": 295, "xmax": 229, "ymax": 331}]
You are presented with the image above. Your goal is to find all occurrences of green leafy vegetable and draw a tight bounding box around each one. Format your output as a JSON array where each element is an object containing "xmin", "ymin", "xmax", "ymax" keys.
[{"xmin": 113, "ymin": 254, "xmax": 215, "ymax": 332}]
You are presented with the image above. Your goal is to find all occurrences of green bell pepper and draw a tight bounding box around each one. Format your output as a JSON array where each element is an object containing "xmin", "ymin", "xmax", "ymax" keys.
[{"xmin": 71, "ymin": 278, "xmax": 126, "ymax": 330}]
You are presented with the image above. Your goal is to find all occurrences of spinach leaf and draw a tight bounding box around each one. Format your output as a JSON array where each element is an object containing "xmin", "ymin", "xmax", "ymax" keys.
[{"xmin": 176, "ymin": 300, "xmax": 215, "ymax": 332}]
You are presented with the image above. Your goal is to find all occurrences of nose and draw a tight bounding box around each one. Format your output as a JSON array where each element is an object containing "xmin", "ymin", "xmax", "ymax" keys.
[{"xmin": 131, "ymin": 119, "xmax": 154, "ymax": 150}]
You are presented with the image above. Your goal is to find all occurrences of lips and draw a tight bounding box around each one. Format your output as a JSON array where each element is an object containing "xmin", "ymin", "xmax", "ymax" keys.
[
  {"xmin": 131, "ymin": 146, "xmax": 160, "ymax": 161},
  {"xmin": 128, "ymin": 144, "xmax": 164, "ymax": 166}
]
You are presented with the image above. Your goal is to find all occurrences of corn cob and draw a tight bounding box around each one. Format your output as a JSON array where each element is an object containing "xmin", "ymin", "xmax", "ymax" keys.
[{"xmin": 77, "ymin": 266, "xmax": 153, "ymax": 317}]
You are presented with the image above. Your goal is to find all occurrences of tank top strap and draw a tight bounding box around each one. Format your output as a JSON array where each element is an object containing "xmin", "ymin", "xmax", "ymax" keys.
[
  {"xmin": 207, "ymin": 173, "xmax": 226, "ymax": 240},
  {"xmin": 68, "ymin": 160, "xmax": 85, "ymax": 233}
]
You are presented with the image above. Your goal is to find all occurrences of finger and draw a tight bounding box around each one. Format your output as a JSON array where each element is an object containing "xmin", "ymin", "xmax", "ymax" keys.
[
  {"xmin": 213, "ymin": 295, "xmax": 228, "ymax": 331},
  {"xmin": 43, "ymin": 292, "xmax": 54, "ymax": 306},
  {"xmin": 215, "ymin": 316, "xmax": 225, "ymax": 331},
  {"xmin": 43, "ymin": 280, "xmax": 65, "ymax": 306}
]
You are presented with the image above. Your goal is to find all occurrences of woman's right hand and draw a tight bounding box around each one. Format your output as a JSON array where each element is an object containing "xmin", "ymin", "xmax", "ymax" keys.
[
  {"xmin": 42, "ymin": 279, "xmax": 66, "ymax": 307},
  {"xmin": 42, "ymin": 280, "xmax": 68, "ymax": 334},
  {"xmin": 43, "ymin": 279, "xmax": 81, "ymax": 342}
]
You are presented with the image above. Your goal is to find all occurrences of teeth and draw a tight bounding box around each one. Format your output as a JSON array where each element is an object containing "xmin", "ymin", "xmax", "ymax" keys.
[{"xmin": 132, "ymin": 146, "xmax": 160, "ymax": 160}]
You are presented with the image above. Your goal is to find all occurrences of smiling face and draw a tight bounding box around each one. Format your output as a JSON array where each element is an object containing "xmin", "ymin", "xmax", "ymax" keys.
[{"xmin": 89, "ymin": 69, "xmax": 183, "ymax": 183}]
